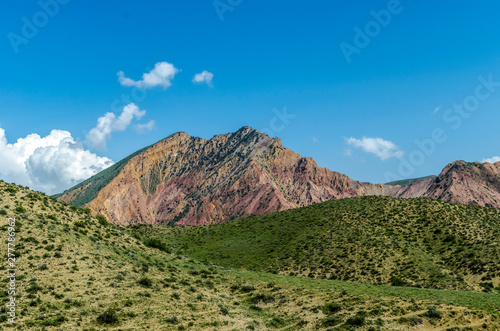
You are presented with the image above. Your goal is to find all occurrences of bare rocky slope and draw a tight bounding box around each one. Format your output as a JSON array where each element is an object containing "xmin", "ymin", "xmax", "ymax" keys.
[{"xmin": 58, "ymin": 127, "xmax": 500, "ymax": 225}]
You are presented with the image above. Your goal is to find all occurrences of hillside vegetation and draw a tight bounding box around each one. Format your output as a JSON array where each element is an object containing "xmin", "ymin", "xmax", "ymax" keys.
[
  {"xmin": 385, "ymin": 175, "xmax": 437, "ymax": 186},
  {"xmin": 1, "ymin": 182, "xmax": 499, "ymax": 330},
  {"xmin": 133, "ymin": 196, "xmax": 500, "ymax": 292}
]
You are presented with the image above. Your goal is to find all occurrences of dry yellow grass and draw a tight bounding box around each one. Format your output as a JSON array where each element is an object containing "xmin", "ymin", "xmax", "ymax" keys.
[{"xmin": 0, "ymin": 181, "xmax": 498, "ymax": 330}]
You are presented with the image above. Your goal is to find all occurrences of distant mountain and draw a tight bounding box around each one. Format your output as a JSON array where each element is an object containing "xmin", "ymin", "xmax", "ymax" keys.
[
  {"xmin": 389, "ymin": 161, "xmax": 500, "ymax": 209},
  {"xmin": 58, "ymin": 127, "xmax": 389, "ymax": 225},
  {"xmin": 58, "ymin": 127, "xmax": 500, "ymax": 225}
]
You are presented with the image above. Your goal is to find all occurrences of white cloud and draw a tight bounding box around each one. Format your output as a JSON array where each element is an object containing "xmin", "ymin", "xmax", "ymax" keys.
[
  {"xmin": 192, "ymin": 70, "xmax": 214, "ymax": 86},
  {"xmin": 86, "ymin": 103, "xmax": 146, "ymax": 150},
  {"xmin": 0, "ymin": 128, "xmax": 113, "ymax": 195},
  {"xmin": 346, "ymin": 137, "xmax": 404, "ymax": 160},
  {"xmin": 434, "ymin": 105, "xmax": 442, "ymax": 113},
  {"xmin": 118, "ymin": 62, "xmax": 179, "ymax": 89},
  {"xmin": 482, "ymin": 156, "xmax": 500, "ymax": 164},
  {"xmin": 134, "ymin": 120, "xmax": 155, "ymax": 134}
]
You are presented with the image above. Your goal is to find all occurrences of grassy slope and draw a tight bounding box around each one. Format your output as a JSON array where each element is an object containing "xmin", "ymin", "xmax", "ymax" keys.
[
  {"xmin": 1, "ymin": 183, "xmax": 499, "ymax": 330},
  {"xmin": 133, "ymin": 196, "xmax": 500, "ymax": 292},
  {"xmin": 385, "ymin": 175, "xmax": 437, "ymax": 186}
]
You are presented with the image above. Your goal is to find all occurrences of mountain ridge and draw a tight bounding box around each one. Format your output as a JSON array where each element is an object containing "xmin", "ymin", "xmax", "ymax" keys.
[
  {"xmin": 59, "ymin": 127, "xmax": 388, "ymax": 225},
  {"xmin": 58, "ymin": 127, "xmax": 500, "ymax": 225}
]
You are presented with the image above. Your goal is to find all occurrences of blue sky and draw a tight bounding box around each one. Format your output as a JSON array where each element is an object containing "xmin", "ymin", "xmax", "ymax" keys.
[{"xmin": 1, "ymin": 0, "xmax": 500, "ymax": 193}]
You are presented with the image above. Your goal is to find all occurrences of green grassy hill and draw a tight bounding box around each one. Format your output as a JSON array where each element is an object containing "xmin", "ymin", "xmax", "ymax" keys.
[
  {"xmin": 1, "ymin": 182, "xmax": 499, "ymax": 330},
  {"xmin": 385, "ymin": 175, "xmax": 437, "ymax": 186},
  {"xmin": 132, "ymin": 196, "xmax": 500, "ymax": 292}
]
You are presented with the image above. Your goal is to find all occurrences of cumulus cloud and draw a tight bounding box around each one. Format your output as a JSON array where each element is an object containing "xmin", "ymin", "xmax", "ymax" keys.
[
  {"xmin": 482, "ymin": 156, "xmax": 500, "ymax": 164},
  {"xmin": 0, "ymin": 128, "xmax": 113, "ymax": 195},
  {"xmin": 134, "ymin": 120, "xmax": 155, "ymax": 134},
  {"xmin": 86, "ymin": 103, "xmax": 146, "ymax": 149},
  {"xmin": 118, "ymin": 62, "xmax": 179, "ymax": 89},
  {"xmin": 192, "ymin": 70, "xmax": 214, "ymax": 86},
  {"xmin": 346, "ymin": 137, "xmax": 404, "ymax": 160}
]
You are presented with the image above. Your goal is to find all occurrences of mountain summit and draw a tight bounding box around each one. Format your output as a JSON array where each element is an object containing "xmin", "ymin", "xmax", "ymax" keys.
[{"xmin": 59, "ymin": 127, "xmax": 388, "ymax": 225}]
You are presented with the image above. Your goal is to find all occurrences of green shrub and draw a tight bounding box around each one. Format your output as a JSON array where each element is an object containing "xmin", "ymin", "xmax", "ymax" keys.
[
  {"xmin": 267, "ymin": 316, "xmax": 286, "ymax": 328},
  {"xmin": 250, "ymin": 294, "xmax": 275, "ymax": 304},
  {"xmin": 96, "ymin": 214, "xmax": 108, "ymax": 225},
  {"xmin": 410, "ymin": 316, "xmax": 423, "ymax": 326},
  {"xmin": 15, "ymin": 206, "xmax": 25, "ymax": 213},
  {"xmin": 46, "ymin": 215, "xmax": 58, "ymax": 221},
  {"xmin": 74, "ymin": 221, "xmax": 86, "ymax": 228},
  {"xmin": 322, "ymin": 302, "xmax": 342, "ymax": 315},
  {"xmin": 424, "ymin": 306, "xmax": 443, "ymax": 319},
  {"xmin": 346, "ymin": 311, "xmax": 366, "ymax": 326},
  {"xmin": 390, "ymin": 276, "xmax": 407, "ymax": 287},
  {"xmin": 97, "ymin": 308, "xmax": 119, "ymax": 325},
  {"xmin": 137, "ymin": 277, "xmax": 153, "ymax": 287},
  {"xmin": 322, "ymin": 315, "xmax": 343, "ymax": 327},
  {"xmin": 143, "ymin": 238, "xmax": 171, "ymax": 253},
  {"xmin": 240, "ymin": 285, "xmax": 255, "ymax": 293},
  {"xmin": 166, "ymin": 316, "xmax": 179, "ymax": 324},
  {"xmin": 5, "ymin": 187, "xmax": 17, "ymax": 193}
]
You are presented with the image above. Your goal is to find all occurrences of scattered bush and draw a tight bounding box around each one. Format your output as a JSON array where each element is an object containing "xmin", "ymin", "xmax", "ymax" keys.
[
  {"xmin": 5, "ymin": 187, "xmax": 17, "ymax": 193},
  {"xmin": 74, "ymin": 221, "xmax": 86, "ymax": 228},
  {"xmin": 267, "ymin": 316, "xmax": 286, "ymax": 328},
  {"xmin": 240, "ymin": 285, "xmax": 255, "ymax": 293},
  {"xmin": 424, "ymin": 306, "xmax": 443, "ymax": 319},
  {"xmin": 322, "ymin": 302, "xmax": 342, "ymax": 315},
  {"xmin": 322, "ymin": 315, "xmax": 343, "ymax": 327},
  {"xmin": 410, "ymin": 316, "xmax": 423, "ymax": 326},
  {"xmin": 143, "ymin": 238, "xmax": 171, "ymax": 252},
  {"xmin": 250, "ymin": 294, "xmax": 275, "ymax": 304},
  {"xmin": 15, "ymin": 206, "xmax": 25, "ymax": 213},
  {"xmin": 137, "ymin": 277, "xmax": 153, "ymax": 288},
  {"xmin": 166, "ymin": 316, "xmax": 179, "ymax": 324},
  {"xmin": 97, "ymin": 308, "xmax": 119, "ymax": 325},
  {"xmin": 96, "ymin": 214, "xmax": 108, "ymax": 225},
  {"xmin": 346, "ymin": 311, "xmax": 366, "ymax": 326}
]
